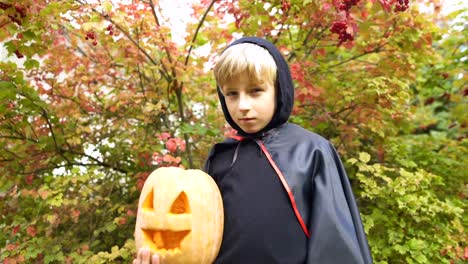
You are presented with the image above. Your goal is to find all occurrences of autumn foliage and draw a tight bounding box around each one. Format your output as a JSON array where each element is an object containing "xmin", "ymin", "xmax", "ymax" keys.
[{"xmin": 0, "ymin": 0, "xmax": 466, "ymax": 263}]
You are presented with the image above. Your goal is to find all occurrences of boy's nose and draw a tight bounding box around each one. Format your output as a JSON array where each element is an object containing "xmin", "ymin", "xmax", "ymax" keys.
[{"xmin": 238, "ymin": 95, "xmax": 251, "ymax": 111}]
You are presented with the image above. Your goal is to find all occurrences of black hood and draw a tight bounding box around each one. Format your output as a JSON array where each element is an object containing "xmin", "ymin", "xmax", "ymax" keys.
[{"xmin": 216, "ymin": 37, "xmax": 295, "ymax": 137}]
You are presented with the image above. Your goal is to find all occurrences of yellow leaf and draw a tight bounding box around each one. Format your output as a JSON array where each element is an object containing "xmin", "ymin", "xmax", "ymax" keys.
[
  {"xmin": 82, "ymin": 22, "xmax": 104, "ymax": 31},
  {"xmin": 102, "ymin": 0, "xmax": 113, "ymax": 13},
  {"xmin": 359, "ymin": 152, "xmax": 371, "ymax": 163}
]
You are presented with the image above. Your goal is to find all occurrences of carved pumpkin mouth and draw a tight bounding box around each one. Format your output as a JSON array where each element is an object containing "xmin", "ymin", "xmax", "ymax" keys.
[{"xmin": 142, "ymin": 229, "xmax": 191, "ymax": 254}]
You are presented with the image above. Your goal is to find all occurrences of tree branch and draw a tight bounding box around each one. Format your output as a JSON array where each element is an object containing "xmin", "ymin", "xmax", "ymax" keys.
[
  {"xmin": 327, "ymin": 45, "xmax": 386, "ymax": 69},
  {"xmin": 148, "ymin": 0, "xmax": 176, "ymax": 77},
  {"xmin": 0, "ymin": 135, "xmax": 39, "ymax": 143},
  {"xmin": 41, "ymin": 108, "xmax": 72, "ymax": 165},
  {"xmin": 178, "ymin": 0, "xmax": 216, "ymax": 168},
  {"xmin": 62, "ymin": 147, "xmax": 128, "ymax": 174},
  {"xmin": 20, "ymin": 159, "xmax": 127, "ymax": 175},
  {"xmin": 184, "ymin": 0, "xmax": 216, "ymax": 66}
]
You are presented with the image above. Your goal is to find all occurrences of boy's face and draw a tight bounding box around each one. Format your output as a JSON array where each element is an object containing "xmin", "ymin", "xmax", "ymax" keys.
[{"xmin": 221, "ymin": 71, "xmax": 276, "ymax": 134}]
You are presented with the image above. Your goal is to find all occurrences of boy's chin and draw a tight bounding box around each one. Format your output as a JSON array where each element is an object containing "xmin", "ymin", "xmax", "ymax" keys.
[{"xmin": 238, "ymin": 126, "xmax": 264, "ymax": 135}]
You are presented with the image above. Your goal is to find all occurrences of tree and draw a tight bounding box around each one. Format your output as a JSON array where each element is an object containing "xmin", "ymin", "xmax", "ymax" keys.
[{"xmin": 0, "ymin": 0, "xmax": 465, "ymax": 263}]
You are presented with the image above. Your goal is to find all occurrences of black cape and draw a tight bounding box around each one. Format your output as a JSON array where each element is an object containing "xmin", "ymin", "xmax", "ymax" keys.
[{"xmin": 205, "ymin": 37, "xmax": 373, "ymax": 264}]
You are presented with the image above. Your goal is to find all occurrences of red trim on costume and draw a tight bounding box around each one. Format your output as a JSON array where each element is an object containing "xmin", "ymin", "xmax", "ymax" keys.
[
  {"xmin": 229, "ymin": 135, "xmax": 310, "ymax": 238},
  {"xmin": 229, "ymin": 135, "xmax": 245, "ymax": 141},
  {"xmin": 257, "ymin": 141, "xmax": 311, "ymax": 238}
]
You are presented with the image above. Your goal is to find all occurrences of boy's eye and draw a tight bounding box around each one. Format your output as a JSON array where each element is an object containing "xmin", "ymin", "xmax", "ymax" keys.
[
  {"xmin": 225, "ymin": 91, "xmax": 238, "ymax": 97},
  {"xmin": 251, "ymin": 88, "xmax": 263, "ymax": 94}
]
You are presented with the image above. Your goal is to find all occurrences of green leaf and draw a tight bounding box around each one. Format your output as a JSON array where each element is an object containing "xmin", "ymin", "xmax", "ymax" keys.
[
  {"xmin": 0, "ymin": 180, "xmax": 14, "ymax": 194},
  {"xmin": 393, "ymin": 244, "xmax": 408, "ymax": 254},
  {"xmin": 49, "ymin": 193, "xmax": 63, "ymax": 207},
  {"xmin": 408, "ymin": 238, "xmax": 425, "ymax": 250},
  {"xmin": 105, "ymin": 223, "xmax": 116, "ymax": 232},
  {"xmin": 359, "ymin": 152, "xmax": 371, "ymax": 163},
  {"xmin": 415, "ymin": 254, "xmax": 428, "ymax": 263},
  {"xmin": 24, "ymin": 59, "xmax": 40, "ymax": 70},
  {"xmin": 22, "ymin": 30, "xmax": 36, "ymax": 40},
  {"xmin": 0, "ymin": 81, "xmax": 16, "ymax": 100}
]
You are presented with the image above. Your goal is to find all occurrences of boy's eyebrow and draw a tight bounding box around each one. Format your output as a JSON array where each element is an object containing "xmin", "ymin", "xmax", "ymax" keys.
[
  {"xmin": 222, "ymin": 86, "xmax": 238, "ymax": 91},
  {"xmin": 222, "ymin": 79, "xmax": 267, "ymax": 90}
]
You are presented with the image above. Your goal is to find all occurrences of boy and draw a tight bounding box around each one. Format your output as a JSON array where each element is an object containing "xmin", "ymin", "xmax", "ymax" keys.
[{"xmin": 134, "ymin": 37, "xmax": 373, "ymax": 264}]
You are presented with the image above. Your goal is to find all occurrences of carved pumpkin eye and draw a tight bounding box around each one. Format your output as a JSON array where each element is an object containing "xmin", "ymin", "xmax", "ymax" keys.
[
  {"xmin": 170, "ymin": 192, "xmax": 190, "ymax": 214},
  {"xmin": 135, "ymin": 167, "xmax": 224, "ymax": 263}
]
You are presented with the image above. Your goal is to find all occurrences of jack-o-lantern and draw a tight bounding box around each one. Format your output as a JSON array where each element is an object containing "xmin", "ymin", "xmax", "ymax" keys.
[{"xmin": 135, "ymin": 167, "xmax": 224, "ymax": 264}]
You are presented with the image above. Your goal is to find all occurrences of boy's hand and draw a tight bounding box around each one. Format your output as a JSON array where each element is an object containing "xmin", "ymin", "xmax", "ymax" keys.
[{"xmin": 133, "ymin": 247, "xmax": 161, "ymax": 264}]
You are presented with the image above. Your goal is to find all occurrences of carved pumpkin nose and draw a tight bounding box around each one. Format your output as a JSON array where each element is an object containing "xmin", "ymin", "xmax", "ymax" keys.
[{"xmin": 141, "ymin": 191, "xmax": 192, "ymax": 253}]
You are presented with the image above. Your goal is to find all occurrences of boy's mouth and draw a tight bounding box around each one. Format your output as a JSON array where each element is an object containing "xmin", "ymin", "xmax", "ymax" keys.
[{"xmin": 239, "ymin": 117, "xmax": 255, "ymax": 122}]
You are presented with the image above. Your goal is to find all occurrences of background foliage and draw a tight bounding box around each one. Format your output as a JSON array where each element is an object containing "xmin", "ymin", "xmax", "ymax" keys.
[{"xmin": 0, "ymin": 0, "xmax": 466, "ymax": 263}]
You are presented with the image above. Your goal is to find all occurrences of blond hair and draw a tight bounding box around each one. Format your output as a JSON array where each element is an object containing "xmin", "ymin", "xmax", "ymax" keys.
[{"xmin": 214, "ymin": 43, "xmax": 277, "ymax": 87}]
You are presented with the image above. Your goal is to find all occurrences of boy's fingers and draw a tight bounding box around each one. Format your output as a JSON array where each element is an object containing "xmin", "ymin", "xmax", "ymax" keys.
[
  {"xmin": 152, "ymin": 254, "xmax": 161, "ymax": 264},
  {"xmin": 141, "ymin": 248, "xmax": 151, "ymax": 263},
  {"xmin": 133, "ymin": 259, "xmax": 138, "ymax": 264}
]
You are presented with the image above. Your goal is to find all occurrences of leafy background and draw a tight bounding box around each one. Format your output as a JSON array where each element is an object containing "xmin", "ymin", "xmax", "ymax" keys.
[{"xmin": 0, "ymin": 0, "xmax": 466, "ymax": 263}]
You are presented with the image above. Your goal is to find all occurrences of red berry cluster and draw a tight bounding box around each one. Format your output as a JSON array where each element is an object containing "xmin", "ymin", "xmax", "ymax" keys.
[
  {"xmin": 330, "ymin": 21, "xmax": 353, "ymax": 45},
  {"xmin": 395, "ymin": 0, "xmax": 409, "ymax": 12},
  {"xmin": 281, "ymin": 0, "xmax": 291, "ymax": 12},
  {"xmin": 14, "ymin": 3, "xmax": 27, "ymax": 18},
  {"xmin": 106, "ymin": 24, "xmax": 115, "ymax": 36},
  {"xmin": 0, "ymin": 2, "xmax": 12, "ymax": 10},
  {"xmin": 1, "ymin": 3, "xmax": 27, "ymax": 25},
  {"xmin": 85, "ymin": 31, "xmax": 98, "ymax": 46},
  {"xmin": 14, "ymin": 50, "xmax": 24, "ymax": 59},
  {"xmin": 338, "ymin": 0, "xmax": 360, "ymax": 12}
]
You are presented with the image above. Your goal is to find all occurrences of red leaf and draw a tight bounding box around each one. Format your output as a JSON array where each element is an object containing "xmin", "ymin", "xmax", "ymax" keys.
[
  {"xmin": 71, "ymin": 209, "xmax": 81, "ymax": 218},
  {"xmin": 25, "ymin": 174, "xmax": 34, "ymax": 185},
  {"xmin": 163, "ymin": 154, "xmax": 175, "ymax": 163},
  {"xmin": 361, "ymin": 10, "xmax": 368, "ymax": 19},
  {"xmin": 152, "ymin": 153, "xmax": 163, "ymax": 163},
  {"xmin": 165, "ymin": 139, "xmax": 177, "ymax": 153},
  {"xmin": 159, "ymin": 132, "xmax": 171, "ymax": 141},
  {"xmin": 378, "ymin": 0, "xmax": 392, "ymax": 12},
  {"xmin": 26, "ymin": 225, "xmax": 37, "ymax": 237},
  {"xmin": 38, "ymin": 189, "xmax": 49, "ymax": 199},
  {"xmin": 424, "ymin": 97, "xmax": 435, "ymax": 105},
  {"xmin": 12, "ymin": 225, "xmax": 20, "ymax": 235},
  {"xmin": 6, "ymin": 243, "xmax": 18, "ymax": 251},
  {"xmin": 126, "ymin": 209, "xmax": 136, "ymax": 216},
  {"xmin": 315, "ymin": 48, "xmax": 326, "ymax": 57},
  {"xmin": 4, "ymin": 257, "xmax": 17, "ymax": 264},
  {"xmin": 136, "ymin": 178, "xmax": 145, "ymax": 190},
  {"xmin": 175, "ymin": 138, "xmax": 186, "ymax": 152}
]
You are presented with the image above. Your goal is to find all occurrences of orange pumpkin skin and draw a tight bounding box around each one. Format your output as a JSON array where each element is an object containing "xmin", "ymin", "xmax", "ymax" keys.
[{"xmin": 135, "ymin": 167, "xmax": 224, "ymax": 264}]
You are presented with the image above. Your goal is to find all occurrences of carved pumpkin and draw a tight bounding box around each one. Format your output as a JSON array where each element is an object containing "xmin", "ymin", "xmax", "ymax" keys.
[{"xmin": 135, "ymin": 167, "xmax": 224, "ymax": 264}]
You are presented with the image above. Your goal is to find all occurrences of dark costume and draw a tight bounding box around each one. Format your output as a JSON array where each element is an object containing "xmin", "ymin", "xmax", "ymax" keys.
[{"xmin": 205, "ymin": 37, "xmax": 373, "ymax": 264}]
